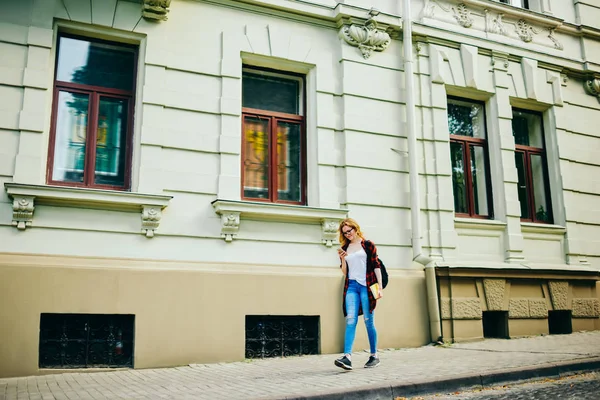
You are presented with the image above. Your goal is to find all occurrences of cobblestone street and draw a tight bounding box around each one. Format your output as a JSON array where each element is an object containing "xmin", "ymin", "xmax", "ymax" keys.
[
  {"xmin": 410, "ymin": 370, "xmax": 600, "ymax": 399},
  {"xmin": 1, "ymin": 331, "xmax": 600, "ymax": 400}
]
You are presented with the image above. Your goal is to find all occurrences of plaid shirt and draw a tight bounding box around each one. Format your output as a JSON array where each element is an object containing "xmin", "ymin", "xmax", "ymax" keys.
[{"xmin": 341, "ymin": 239, "xmax": 381, "ymax": 317}]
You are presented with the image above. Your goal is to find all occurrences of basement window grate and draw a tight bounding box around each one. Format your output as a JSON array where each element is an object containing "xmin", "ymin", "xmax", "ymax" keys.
[
  {"xmin": 548, "ymin": 310, "xmax": 572, "ymax": 335},
  {"xmin": 39, "ymin": 313, "xmax": 134, "ymax": 368},
  {"xmin": 245, "ymin": 315, "xmax": 319, "ymax": 359},
  {"xmin": 482, "ymin": 311, "xmax": 509, "ymax": 339}
]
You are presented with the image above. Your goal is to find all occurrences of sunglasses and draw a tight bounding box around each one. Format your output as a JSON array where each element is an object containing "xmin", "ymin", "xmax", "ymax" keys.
[{"xmin": 342, "ymin": 227, "xmax": 355, "ymax": 236}]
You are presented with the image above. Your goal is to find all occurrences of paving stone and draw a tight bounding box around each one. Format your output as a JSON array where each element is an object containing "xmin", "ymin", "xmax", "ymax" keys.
[{"xmin": 1, "ymin": 331, "xmax": 600, "ymax": 399}]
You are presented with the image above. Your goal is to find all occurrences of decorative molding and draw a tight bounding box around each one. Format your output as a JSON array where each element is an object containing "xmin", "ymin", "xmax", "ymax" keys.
[
  {"xmin": 220, "ymin": 212, "xmax": 241, "ymax": 242},
  {"xmin": 142, "ymin": 0, "xmax": 171, "ymax": 21},
  {"xmin": 548, "ymin": 281, "xmax": 569, "ymax": 310},
  {"xmin": 11, "ymin": 196, "xmax": 34, "ymax": 230},
  {"xmin": 453, "ymin": 3, "xmax": 473, "ymax": 28},
  {"xmin": 485, "ymin": 9, "xmax": 507, "ymax": 35},
  {"xmin": 321, "ymin": 219, "xmax": 339, "ymax": 247},
  {"xmin": 4, "ymin": 183, "xmax": 172, "ymax": 238},
  {"xmin": 483, "ymin": 279, "xmax": 506, "ymax": 310},
  {"xmin": 585, "ymin": 78, "xmax": 600, "ymax": 102},
  {"xmin": 572, "ymin": 298, "xmax": 600, "ymax": 318},
  {"xmin": 339, "ymin": 16, "xmax": 391, "ymax": 59},
  {"xmin": 515, "ymin": 19, "xmax": 538, "ymax": 42},
  {"xmin": 141, "ymin": 205, "xmax": 163, "ymax": 238},
  {"xmin": 547, "ymin": 27, "xmax": 563, "ymax": 50},
  {"xmin": 211, "ymin": 200, "xmax": 348, "ymax": 244}
]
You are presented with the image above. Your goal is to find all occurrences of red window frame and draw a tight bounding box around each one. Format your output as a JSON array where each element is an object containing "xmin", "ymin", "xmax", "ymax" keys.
[
  {"xmin": 46, "ymin": 34, "xmax": 137, "ymax": 191},
  {"xmin": 241, "ymin": 69, "xmax": 306, "ymax": 205},
  {"xmin": 513, "ymin": 109, "xmax": 553, "ymax": 224},
  {"xmin": 448, "ymin": 98, "xmax": 494, "ymax": 219}
]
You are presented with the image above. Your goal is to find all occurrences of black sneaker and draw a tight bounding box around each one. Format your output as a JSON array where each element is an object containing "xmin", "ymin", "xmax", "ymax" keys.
[
  {"xmin": 334, "ymin": 355, "xmax": 352, "ymax": 370},
  {"xmin": 364, "ymin": 356, "xmax": 380, "ymax": 368}
]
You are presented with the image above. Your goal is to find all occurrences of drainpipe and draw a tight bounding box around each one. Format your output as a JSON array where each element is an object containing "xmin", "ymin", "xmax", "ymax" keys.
[{"xmin": 402, "ymin": 0, "xmax": 442, "ymax": 343}]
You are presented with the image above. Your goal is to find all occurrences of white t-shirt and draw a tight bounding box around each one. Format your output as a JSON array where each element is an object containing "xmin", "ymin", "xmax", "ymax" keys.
[{"xmin": 346, "ymin": 248, "xmax": 367, "ymax": 286}]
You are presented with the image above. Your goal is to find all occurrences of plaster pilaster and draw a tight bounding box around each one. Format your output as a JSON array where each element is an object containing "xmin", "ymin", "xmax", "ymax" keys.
[{"xmin": 489, "ymin": 54, "xmax": 525, "ymax": 263}]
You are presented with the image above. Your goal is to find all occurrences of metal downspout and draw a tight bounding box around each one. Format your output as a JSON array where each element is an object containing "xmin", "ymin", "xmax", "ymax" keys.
[{"xmin": 402, "ymin": 0, "xmax": 442, "ymax": 343}]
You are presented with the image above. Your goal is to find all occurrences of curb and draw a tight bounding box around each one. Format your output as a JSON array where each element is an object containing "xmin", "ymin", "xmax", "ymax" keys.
[{"xmin": 270, "ymin": 357, "xmax": 600, "ymax": 400}]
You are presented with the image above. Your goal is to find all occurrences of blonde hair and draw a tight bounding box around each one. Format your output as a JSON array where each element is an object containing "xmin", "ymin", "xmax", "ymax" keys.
[{"xmin": 338, "ymin": 218, "xmax": 364, "ymax": 247}]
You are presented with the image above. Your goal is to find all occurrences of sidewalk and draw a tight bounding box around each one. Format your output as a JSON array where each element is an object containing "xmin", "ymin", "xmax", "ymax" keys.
[{"xmin": 1, "ymin": 331, "xmax": 600, "ymax": 400}]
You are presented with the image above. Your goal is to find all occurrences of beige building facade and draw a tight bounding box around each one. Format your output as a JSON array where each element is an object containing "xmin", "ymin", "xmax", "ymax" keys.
[{"xmin": 0, "ymin": 0, "xmax": 599, "ymax": 378}]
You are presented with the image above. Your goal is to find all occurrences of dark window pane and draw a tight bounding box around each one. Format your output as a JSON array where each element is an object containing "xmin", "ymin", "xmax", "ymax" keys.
[
  {"xmin": 243, "ymin": 72, "xmax": 300, "ymax": 115},
  {"xmin": 52, "ymin": 91, "xmax": 89, "ymax": 183},
  {"xmin": 56, "ymin": 36, "xmax": 135, "ymax": 91},
  {"xmin": 243, "ymin": 117, "xmax": 270, "ymax": 199},
  {"xmin": 450, "ymin": 142, "xmax": 468, "ymax": 214},
  {"xmin": 447, "ymin": 100, "xmax": 486, "ymax": 138},
  {"xmin": 94, "ymin": 97, "xmax": 128, "ymax": 186},
  {"xmin": 512, "ymin": 110, "xmax": 543, "ymax": 148},
  {"xmin": 470, "ymin": 145, "xmax": 490, "ymax": 217},
  {"xmin": 276, "ymin": 121, "xmax": 302, "ymax": 202},
  {"xmin": 531, "ymin": 154, "xmax": 550, "ymax": 222},
  {"xmin": 514, "ymin": 151, "xmax": 530, "ymax": 219}
]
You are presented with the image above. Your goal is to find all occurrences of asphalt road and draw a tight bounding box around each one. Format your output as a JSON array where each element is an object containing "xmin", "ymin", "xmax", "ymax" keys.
[{"xmin": 405, "ymin": 370, "xmax": 600, "ymax": 400}]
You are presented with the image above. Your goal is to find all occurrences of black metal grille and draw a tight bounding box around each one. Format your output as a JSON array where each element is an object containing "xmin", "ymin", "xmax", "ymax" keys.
[
  {"xmin": 245, "ymin": 315, "xmax": 319, "ymax": 359},
  {"xmin": 39, "ymin": 313, "xmax": 134, "ymax": 368}
]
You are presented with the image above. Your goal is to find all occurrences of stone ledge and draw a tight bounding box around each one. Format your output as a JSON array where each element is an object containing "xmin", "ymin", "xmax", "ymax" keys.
[
  {"xmin": 4, "ymin": 183, "xmax": 172, "ymax": 238},
  {"xmin": 211, "ymin": 199, "xmax": 347, "ymax": 245},
  {"xmin": 521, "ymin": 222, "xmax": 567, "ymax": 235},
  {"xmin": 454, "ymin": 218, "xmax": 507, "ymax": 231}
]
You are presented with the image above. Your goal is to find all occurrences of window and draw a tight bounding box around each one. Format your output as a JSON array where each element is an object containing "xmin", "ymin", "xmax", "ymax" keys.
[
  {"xmin": 245, "ymin": 315, "xmax": 319, "ymax": 358},
  {"xmin": 497, "ymin": 0, "xmax": 530, "ymax": 9},
  {"xmin": 39, "ymin": 313, "xmax": 134, "ymax": 368},
  {"xmin": 512, "ymin": 109, "xmax": 552, "ymax": 223},
  {"xmin": 47, "ymin": 34, "xmax": 137, "ymax": 190},
  {"xmin": 447, "ymin": 98, "xmax": 493, "ymax": 218},
  {"xmin": 241, "ymin": 68, "xmax": 306, "ymax": 204}
]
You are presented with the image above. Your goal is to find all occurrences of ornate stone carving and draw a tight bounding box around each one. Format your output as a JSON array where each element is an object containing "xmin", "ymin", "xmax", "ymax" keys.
[
  {"xmin": 339, "ymin": 17, "xmax": 391, "ymax": 59},
  {"xmin": 321, "ymin": 219, "xmax": 340, "ymax": 247},
  {"xmin": 12, "ymin": 196, "xmax": 34, "ymax": 230},
  {"xmin": 485, "ymin": 10, "xmax": 507, "ymax": 35},
  {"xmin": 141, "ymin": 205, "xmax": 162, "ymax": 238},
  {"xmin": 220, "ymin": 212, "xmax": 240, "ymax": 242},
  {"xmin": 548, "ymin": 281, "xmax": 569, "ymax": 310},
  {"xmin": 515, "ymin": 19, "xmax": 538, "ymax": 42},
  {"xmin": 547, "ymin": 28, "xmax": 563, "ymax": 50},
  {"xmin": 142, "ymin": 0, "xmax": 171, "ymax": 21},
  {"xmin": 585, "ymin": 78, "xmax": 600, "ymax": 101},
  {"xmin": 483, "ymin": 279, "xmax": 506, "ymax": 310},
  {"xmin": 572, "ymin": 298, "xmax": 600, "ymax": 318},
  {"xmin": 453, "ymin": 3, "xmax": 473, "ymax": 28}
]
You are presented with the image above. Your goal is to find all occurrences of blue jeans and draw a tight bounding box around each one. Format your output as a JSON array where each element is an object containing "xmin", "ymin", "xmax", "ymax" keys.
[{"xmin": 344, "ymin": 279, "xmax": 377, "ymax": 354}]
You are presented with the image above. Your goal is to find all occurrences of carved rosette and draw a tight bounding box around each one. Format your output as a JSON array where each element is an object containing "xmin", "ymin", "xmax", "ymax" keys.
[
  {"xmin": 141, "ymin": 205, "xmax": 162, "ymax": 238},
  {"xmin": 142, "ymin": 0, "xmax": 171, "ymax": 21},
  {"xmin": 321, "ymin": 219, "xmax": 340, "ymax": 247},
  {"xmin": 339, "ymin": 18, "xmax": 391, "ymax": 59},
  {"xmin": 12, "ymin": 196, "xmax": 35, "ymax": 230},
  {"xmin": 585, "ymin": 78, "xmax": 600, "ymax": 102},
  {"xmin": 221, "ymin": 212, "xmax": 240, "ymax": 242}
]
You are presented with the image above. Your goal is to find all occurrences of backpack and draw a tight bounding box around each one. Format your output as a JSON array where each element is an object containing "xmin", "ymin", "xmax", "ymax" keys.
[{"xmin": 378, "ymin": 257, "xmax": 389, "ymax": 289}]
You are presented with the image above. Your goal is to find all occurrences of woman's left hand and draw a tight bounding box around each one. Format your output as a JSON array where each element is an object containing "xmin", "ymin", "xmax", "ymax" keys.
[{"xmin": 378, "ymin": 288, "xmax": 383, "ymax": 299}]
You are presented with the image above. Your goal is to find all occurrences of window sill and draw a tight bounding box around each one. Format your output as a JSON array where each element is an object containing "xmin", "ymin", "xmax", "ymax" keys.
[
  {"xmin": 464, "ymin": 0, "xmax": 563, "ymax": 25},
  {"xmin": 211, "ymin": 199, "xmax": 348, "ymax": 245},
  {"xmin": 4, "ymin": 183, "xmax": 172, "ymax": 237},
  {"xmin": 521, "ymin": 222, "xmax": 566, "ymax": 235},
  {"xmin": 454, "ymin": 217, "xmax": 507, "ymax": 231}
]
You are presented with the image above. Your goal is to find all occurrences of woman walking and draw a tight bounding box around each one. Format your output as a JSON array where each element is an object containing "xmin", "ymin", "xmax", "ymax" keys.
[{"xmin": 335, "ymin": 218, "xmax": 383, "ymax": 370}]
